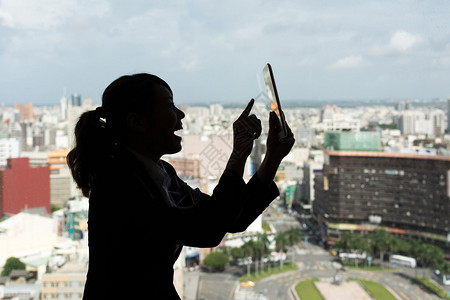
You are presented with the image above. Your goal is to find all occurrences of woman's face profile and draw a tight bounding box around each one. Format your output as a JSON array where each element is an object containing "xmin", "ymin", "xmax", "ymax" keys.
[{"xmin": 141, "ymin": 84, "xmax": 185, "ymax": 159}]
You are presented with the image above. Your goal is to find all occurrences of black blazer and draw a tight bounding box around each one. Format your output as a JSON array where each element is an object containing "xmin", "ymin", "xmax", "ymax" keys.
[{"xmin": 82, "ymin": 147, "xmax": 279, "ymax": 299}]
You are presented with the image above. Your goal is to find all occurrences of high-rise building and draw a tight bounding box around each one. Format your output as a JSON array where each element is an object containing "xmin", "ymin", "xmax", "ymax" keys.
[
  {"xmin": 395, "ymin": 100, "xmax": 413, "ymax": 111},
  {"xmin": 14, "ymin": 102, "xmax": 33, "ymax": 122},
  {"xmin": 314, "ymin": 150, "xmax": 450, "ymax": 247},
  {"xmin": 60, "ymin": 95, "xmax": 68, "ymax": 121},
  {"xmin": 397, "ymin": 109, "xmax": 445, "ymax": 136},
  {"xmin": 67, "ymin": 101, "xmax": 95, "ymax": 149},
  {"xmin": 71, "ymin": 94, "xmax": 81, "ymax": 107},
  {"xmin": 0, "ymin": 157, "xmax": 50, "ymax": 217}
]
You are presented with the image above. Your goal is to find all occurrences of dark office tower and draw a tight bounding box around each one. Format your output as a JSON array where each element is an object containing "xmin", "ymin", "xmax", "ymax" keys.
[
  {"xmin": 314, "ymin": 150, "xmax": 450, "ymax": 247},
  {"xmin": 71, "ymin": 93, "xmax": 82, "ymax": 107}
]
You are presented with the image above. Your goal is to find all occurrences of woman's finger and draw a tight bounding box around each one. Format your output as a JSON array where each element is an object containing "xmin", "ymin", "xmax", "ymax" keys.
[{"xmin": 239, "ymin": 98, "xmax": 255, "ymax": 119}]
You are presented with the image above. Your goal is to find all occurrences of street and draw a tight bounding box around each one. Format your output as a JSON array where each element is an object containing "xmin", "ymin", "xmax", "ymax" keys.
[
  {"xmin": 196, "ymin": 242, "xmax": 445, "ymax": 300},
  {"xmin": 191, "ymin": 208, "xmax": 450, "ymax": 300}
]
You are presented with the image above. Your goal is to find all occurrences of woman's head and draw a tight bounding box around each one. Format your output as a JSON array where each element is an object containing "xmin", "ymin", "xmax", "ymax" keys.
[
  {"xmin": 101, "ymin": 73, "xmax": 173, "ymax": 145},
  {"xmin": 67, "ymin": 73, "xmax": 185, "ymax": 197}
]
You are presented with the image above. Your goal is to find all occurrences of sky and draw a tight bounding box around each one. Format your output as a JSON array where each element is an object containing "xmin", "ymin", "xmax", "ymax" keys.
[{"xmin": 0, "ymin": 0, "xmax": 449, "ymax": 106}]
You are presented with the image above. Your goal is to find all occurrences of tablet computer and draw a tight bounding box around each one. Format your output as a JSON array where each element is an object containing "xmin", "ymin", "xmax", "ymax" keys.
[{"xmin": 263, "ymin": 63, "xmax": 288, "ymax": 138}]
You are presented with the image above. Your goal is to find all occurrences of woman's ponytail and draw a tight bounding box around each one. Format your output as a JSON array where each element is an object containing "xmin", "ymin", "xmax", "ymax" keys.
[{"xmin": 67, "ymin": 108, "xmax": 109, "ymax": 197}]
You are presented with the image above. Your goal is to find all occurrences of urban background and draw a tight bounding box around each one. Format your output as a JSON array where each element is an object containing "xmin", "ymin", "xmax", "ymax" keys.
[{"xmin": 0, "ymin": 95, "xmax": 449, "ymax": 299}]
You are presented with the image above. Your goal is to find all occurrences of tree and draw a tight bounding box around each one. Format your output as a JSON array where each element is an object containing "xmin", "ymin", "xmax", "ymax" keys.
[
  {"xmin": 442, "ymin": 261, "xmax": 450, "ymax": 275},
  {"xmin": 257, "ymin": 232, "xmax": 271, "ymax": 256},
  {"xmin": 241, "ymin": 239, "xmax": 256, "ymax": 259},
  {"xmin": 371, "ymin": 229, "xmax": 392, "ymax": 261},
  {"xmin": 353, "ymin": 234, "xmax": 370, "ymax": 253},
  {"xmin": 334, "ymin": 231, "xmax": 353, "ymax": 252},
  {"xmin": 275, "ymin": 232, "xmax": 288, "ymax": 253},
  {"xmin": 202, "ymin": 251, "xmax": 229, "ymax": 271},
  {"xmin": 420, "ymin": 243, "xmax": 445, "ymax": 270},
  {"xmin": 408, "ymin": 239, "xmax": 422, "ymax": 258},
  {"xmin": 387, "ymin": 236, "xmax": 403, "ymax": 254},
  {"xmin": 1, "ymin": 257, "xmax": 26, "ymax": 276},
  {"xmin": 230, "ymin": 247, "xmax": 245, "ymax": 260},
  {"xmin": 255, "ymin": 233, "xmax": 272, "ymax": 274},
  {"xmin": 394, "ymin": 238, "xmax": 411, "ymax": 255},
  {"xmin": 285, "ymin": 227, "xmax": 301, "ymax": 246}
]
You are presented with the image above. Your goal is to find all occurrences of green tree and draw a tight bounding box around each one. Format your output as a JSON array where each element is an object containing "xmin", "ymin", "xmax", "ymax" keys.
[
  {"xmin": 50, "ymin": 204, "xmax": 61, "ymax": 213},
  {"xmin": 420, "ymin": 243, "xmax": 445, "ymax": 270},
  {"xmin": 395, "ymin": 238, "xmax": 411, "ymax": 255},
  {"xmin": 1, "ymin": 257, "xmax": 26, "ymax": 276},
  {"xmin": 335, "ymin": 231, "xmax": 372, "ymax": 253},
  {"xmin": 241, "ymin": 239, "xmax": 256, "ymax": 259},
  {"xmin": 442, "ymin": 261, "xmax": 450, "ymax": 275},
  {"xmin": 257, "ymin": 232, "xmax": 271, "ymax": 256},
  {"xmin": 262, "ymin": 222, "xmax": 271, "ymax": 232},
  {"xmin": 203, "ymin": 251, "xmax": 229, "ymax": 271},
  {"xmin": 408, "ymin": 239, "xmax": 422, "ymax": 258},
  {"xmin": 334, "ymin": 231, "xmax": 353, "ymax": 252},
  {"xmin": 353, "ymin": 234, "xmax": 370, "ymax": 253},
  {"xmin": 275, "ymin": 232, "xmax": 288, "ymax": 252},
  {"xmin": 230, "ymin": 247, "xmax": 245, "ymax": 260},
  {"xmin": 250, "ymin": 240, "xmax": 265, "ymax": 261},
  {"xmin": 371, "ymin": 229, "xmax": 392, "ymax": 261},
  {"xmin": 286, "ymin": 227, "xmax": 301, "ymax": 246},
  {"xmin": 256, "ymin": 232, "xmax": 272, "ymax": 274}
]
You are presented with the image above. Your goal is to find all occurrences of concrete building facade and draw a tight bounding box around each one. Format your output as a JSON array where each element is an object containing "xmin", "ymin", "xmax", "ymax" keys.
[
  {"xmin": 0, "ymin": 157, "xmax": 50, "ymax": 217},
  {"xmin": 314, "ymin": 150, "xmax": 450, "ymax": 246}
]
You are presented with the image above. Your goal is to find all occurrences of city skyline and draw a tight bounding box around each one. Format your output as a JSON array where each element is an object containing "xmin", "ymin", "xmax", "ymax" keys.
[
  {"xmin": 0, "ymin": 0, "xmax": 450, "ymax": 106},
  {"xmin": 1, "ymin": 74, "xmax": 450, "ymax": 298},
  {"xmin": 7, "ymin": 94, "xmax": 450, "ymax": 109}
]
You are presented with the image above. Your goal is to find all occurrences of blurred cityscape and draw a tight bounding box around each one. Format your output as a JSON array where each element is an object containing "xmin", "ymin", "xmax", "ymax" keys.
[{"xmin": 0, "ymin": 94, "xmax": 450, "ymax": 299}]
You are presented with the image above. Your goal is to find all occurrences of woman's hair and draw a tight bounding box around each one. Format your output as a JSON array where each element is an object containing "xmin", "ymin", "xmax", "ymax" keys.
[{"xmin": 67, "ymin": 73, "xmax": 171, "ymax": 197}]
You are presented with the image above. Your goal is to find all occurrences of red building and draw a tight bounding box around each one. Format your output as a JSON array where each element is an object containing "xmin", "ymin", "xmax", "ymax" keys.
[{"xmin": 0, "ymin": 157, "xmax": 50, "ymax": 217}]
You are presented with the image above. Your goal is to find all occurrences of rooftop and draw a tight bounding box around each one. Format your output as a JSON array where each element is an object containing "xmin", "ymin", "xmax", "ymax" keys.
[{"xmin": 326, "ymin": 150, "xmax": 450, "ymax": 161}]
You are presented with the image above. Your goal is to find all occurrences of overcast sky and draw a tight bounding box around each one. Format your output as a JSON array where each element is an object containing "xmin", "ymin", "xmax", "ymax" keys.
[{"xmin": 0, "ymin": 0, "xmax": 449, "ymax": 106}]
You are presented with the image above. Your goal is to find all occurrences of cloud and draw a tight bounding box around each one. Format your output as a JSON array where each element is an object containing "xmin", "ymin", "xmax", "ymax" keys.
[
  {"xmin": 390, "ymin": 30, "xmax": 422, "ymax": 52},
  {"xmin": 0, "ymin": 0, "xmax": 110, "ymax": 30},
  {"xmin": 371, "ymin": 30, "xmax": 423, "ymax": 56},
  {"xmin": 329, "ymin": 56, "xmax": 366, "ymax": 69},
  {"xmin": 298, "ymin": 58, "xmax": 316, "ymax": 67}
]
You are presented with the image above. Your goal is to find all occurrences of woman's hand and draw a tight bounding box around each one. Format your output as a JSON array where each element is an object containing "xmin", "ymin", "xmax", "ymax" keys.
[
  {"xmin": 266, "ymin": 111, "xmax": 295, "ymax": 162},
  {"xmin": 256, "ymin": 111, "xmax": 295, "ymax": 187},
  {"xmin": 226, "ymin": 99, "xmax": 261, "ymax": 176},
  {"xmin": 232, "ymin": 99, "xmax": 262, "ymax": 158}
]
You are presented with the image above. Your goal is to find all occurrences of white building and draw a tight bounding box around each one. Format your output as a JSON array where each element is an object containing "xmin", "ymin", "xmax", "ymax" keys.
[
  {"xmin": 66, "ymin": 100, "xmax": 95, "ymax": 149},
  {"xmin": 398, "ymin": 109, "xmax": 446, "ymax": 136},
  {"xmin": 0, "ymin": 213, "xmax": 74, "ymax": 280},
  {"xmin": 0, "ymin": 137, "xmax": 20, "ymax": 166},
  {"xmin": 315, "ymin": 105, "xmax": 361, "ymax": 132}
]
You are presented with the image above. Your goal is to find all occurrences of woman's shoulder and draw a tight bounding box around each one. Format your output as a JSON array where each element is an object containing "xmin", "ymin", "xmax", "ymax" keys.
[{"xmin": 160, "ymin": 160, "xmax": 176, "ymax": 175}]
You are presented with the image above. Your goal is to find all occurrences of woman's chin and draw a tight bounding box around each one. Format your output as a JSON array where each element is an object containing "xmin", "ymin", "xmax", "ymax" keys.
[{"xmin": 167, "ymin": 136, "xmax": 182, "ymax": 154}]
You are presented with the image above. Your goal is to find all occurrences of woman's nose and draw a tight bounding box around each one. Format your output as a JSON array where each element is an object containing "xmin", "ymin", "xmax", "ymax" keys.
[{"xmin": 177, "ymin": 107, "xmax": 185, "ymax": 119}]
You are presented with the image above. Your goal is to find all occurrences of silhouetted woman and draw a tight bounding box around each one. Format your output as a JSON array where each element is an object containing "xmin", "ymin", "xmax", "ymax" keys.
[{"xmin": 67, "ymin": 73, "xmax": 294, "ymax": 299}]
